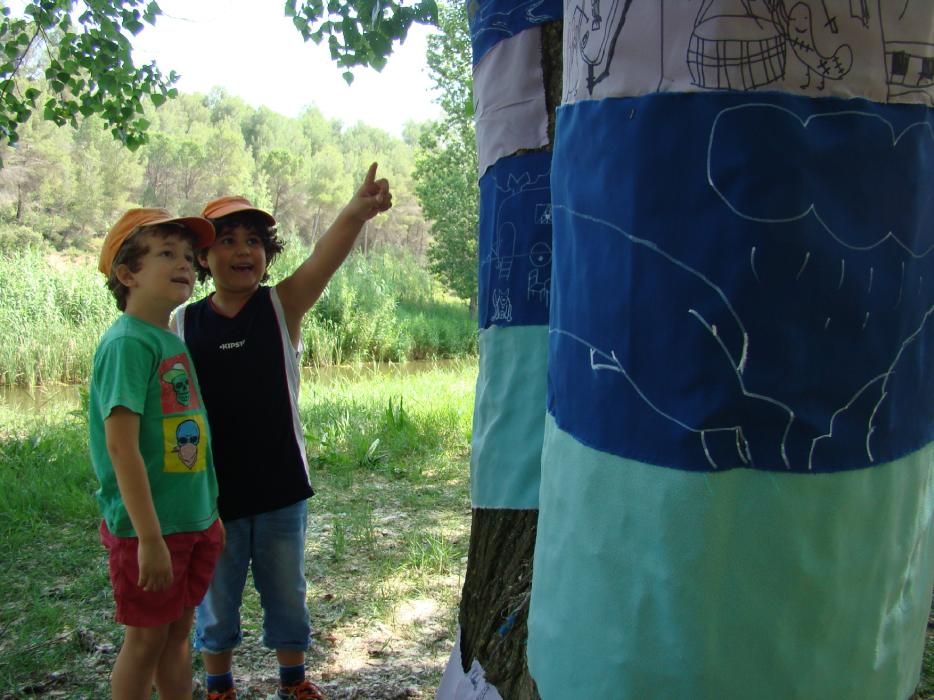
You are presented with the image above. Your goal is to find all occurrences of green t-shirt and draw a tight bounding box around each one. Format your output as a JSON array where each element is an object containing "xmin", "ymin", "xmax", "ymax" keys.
[{"xmin": 89, "ymin": 314, "xmax": 218, "ymax": 537}]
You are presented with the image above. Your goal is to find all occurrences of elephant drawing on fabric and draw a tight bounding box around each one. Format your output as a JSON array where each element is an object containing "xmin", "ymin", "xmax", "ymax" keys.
[
  {"xmin": 551, "ymin": 204, "xmax": 797, "ymax": 471},
  {"xmin": 705, "ymin": 102, "xmax": 934, "ymax": 469},
  {"xmin": 549, "ymin": 98, "xmax": 934, "ymax": 473}
]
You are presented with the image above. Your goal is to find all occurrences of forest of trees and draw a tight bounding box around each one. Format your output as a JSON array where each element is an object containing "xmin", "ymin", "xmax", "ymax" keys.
[
  {"xmin": 0, "ymin": 0, "xmax": 475, "ymax": 305},
  {"xmin": 0, "ymin": 91, "xmax": 431, "ymax": 257}
]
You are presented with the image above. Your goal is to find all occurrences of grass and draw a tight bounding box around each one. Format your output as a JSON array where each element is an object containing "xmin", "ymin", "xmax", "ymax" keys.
[
  {"xmin": 1, "ymin": 360, "xmax": 932, "ymax": 698},
  {"xmin": 0, "ymin": 247, "xmax": 477, "ymax": 387},
  {"xmin": 0, "ymin": 361, "xmax": 477, "ymax": 698}
]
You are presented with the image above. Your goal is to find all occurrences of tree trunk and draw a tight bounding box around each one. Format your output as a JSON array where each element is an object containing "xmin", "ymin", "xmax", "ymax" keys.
[
  {"xmin": 455, "ymin": 20, "xmax": 562, "ymax": 700},
  {"xmin": 458, "ymin": 510, "xmax": 539, "ymax": 699}
]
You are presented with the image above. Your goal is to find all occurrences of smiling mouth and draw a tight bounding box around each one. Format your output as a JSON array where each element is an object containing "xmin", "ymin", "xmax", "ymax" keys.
[{"xmin": 171, "ymin": 276, "xmax": 192, "ymax": 285}]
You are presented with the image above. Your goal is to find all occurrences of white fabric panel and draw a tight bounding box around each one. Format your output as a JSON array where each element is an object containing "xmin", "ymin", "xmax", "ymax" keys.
[
  {"xmin": 473, "ymin": 26, "xmax": 550, "ymax": 177},
  {"xmin": 563, "ymin": 0, "xmax": 934, "ymax": 106}
]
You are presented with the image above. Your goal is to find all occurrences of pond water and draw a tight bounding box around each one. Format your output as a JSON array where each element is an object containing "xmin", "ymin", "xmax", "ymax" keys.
[{"xmin": 0, "ymin": 359, "xmax": 472, "ymax": 416}]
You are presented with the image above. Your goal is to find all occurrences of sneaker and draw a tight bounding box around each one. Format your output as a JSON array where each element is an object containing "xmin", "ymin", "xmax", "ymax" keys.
[
  {"xmin": 276, "ymin": 678, "xmax": 326, "ymax": 699},
  {"xmin": 206, "ymin": 689, "xmax": 238, "ymax": 700}
]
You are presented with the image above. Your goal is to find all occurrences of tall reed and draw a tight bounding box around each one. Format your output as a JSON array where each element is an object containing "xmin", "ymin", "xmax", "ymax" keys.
[
  {"xmin": 0, "ymin": 245, "xmax": 476, "ymax": 387},
  {"xmin": 0, "ymin": 251, "xmax": 117, "ymax": 386}
]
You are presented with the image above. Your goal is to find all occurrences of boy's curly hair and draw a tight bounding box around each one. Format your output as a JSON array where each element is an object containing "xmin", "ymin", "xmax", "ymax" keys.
[
  {"xmin": 106, "ymin": 224, "xmax": 193, "ymax": 311},
  {"xmin": 196, "ymin": 211, "xmax": 284, "ymax": 284}
]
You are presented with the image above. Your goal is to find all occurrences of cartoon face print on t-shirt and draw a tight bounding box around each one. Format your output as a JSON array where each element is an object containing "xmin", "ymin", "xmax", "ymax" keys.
[
  {"xmin": 158, "ymin": 354, "xmax": 200, "ymax": 413},
  {"xmin": 163, "ymin": 414, "xmax": 208, "ymax": 473}
]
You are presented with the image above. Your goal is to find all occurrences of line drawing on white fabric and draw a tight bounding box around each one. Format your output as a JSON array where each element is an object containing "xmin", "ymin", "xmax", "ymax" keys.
[
  {"xmin": 850, "ymin": 0, "xmax": 870, "ymax": 28},
  {"xmin": 784, "ymin": 1, "xmax": 854, "ymax": 89},
  {"xmin": 565, "ymin": 0, "xmax": 635, "ymax": 97},
  {"xmin": 880, "ymin": 0, "xmax": 934, "ymax": 104},
  {"xmin": 687, "ymin": 0, "xmax": 790, "ymax": 91},
  {"xmin": 686, "ymin": 1, "xmax": 854, "ymax": 92}
]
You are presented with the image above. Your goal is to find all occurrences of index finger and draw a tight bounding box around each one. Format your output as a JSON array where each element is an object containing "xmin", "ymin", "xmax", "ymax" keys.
[{"xmin": 364, "ymin": 162, "xmax": 378, "ymax": 186}]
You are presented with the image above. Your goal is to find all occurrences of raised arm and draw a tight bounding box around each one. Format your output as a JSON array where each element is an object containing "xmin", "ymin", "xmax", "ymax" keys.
[
  {"xmin": 276, "ymin": 162, "xmax": 392, "ymax": 341},
  {"xmin": 104, "ymin": 406, "xmax": 173, "ymax": 592}
]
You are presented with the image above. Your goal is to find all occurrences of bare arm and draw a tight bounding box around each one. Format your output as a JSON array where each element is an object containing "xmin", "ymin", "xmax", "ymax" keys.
[
  {"xmin": 276, "ymin": 162, "xmax": 392, "ymax": 342},
  {"xmin": 104, "ymin": 406, "xmax": 173, "ymax": 592}
]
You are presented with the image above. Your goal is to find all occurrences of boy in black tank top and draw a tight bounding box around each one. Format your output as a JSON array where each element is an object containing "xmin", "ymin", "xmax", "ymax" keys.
[{"xmin": 179, "ymin": 164, "xmax": 392, "ymax": 700}]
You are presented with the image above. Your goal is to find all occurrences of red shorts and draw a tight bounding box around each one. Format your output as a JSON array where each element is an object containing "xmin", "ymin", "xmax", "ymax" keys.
[{"xmin": 100, "ymin": 519, "xmax": 223, "ymax": 628}]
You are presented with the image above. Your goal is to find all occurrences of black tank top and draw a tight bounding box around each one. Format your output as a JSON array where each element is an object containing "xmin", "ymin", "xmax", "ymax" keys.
[{"xmin": 179, "ymin": 286, "xmax": 312, "ymax": 520}]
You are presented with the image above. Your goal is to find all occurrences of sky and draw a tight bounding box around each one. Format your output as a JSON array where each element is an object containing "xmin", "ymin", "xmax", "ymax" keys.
[{"xmin": 130, "ymin": 0, "xmax": 443, "ymax": 137}]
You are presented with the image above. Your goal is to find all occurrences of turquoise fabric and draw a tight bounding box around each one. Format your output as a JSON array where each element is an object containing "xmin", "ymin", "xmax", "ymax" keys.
[
  {"xmin": 528, "ymin": 415, "xmax": 934, "ymax": 699},
  {"xmin": 470, "ymin": 325, "xmax": 547, "ymax": 509}
]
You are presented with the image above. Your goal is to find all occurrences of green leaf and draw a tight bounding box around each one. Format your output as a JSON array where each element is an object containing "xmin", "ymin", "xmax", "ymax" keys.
[
  {"xmin": 143, "ymin": 2, "xmax": 161, "ymax": 24},
  {"xmin": 342, "ymin": 70, "xmax": 354, "ymax": 85}
]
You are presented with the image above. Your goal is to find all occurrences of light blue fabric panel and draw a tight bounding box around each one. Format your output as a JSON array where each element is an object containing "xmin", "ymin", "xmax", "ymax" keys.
[
  {"xmin": 528, "ymin": 415, "xmax": 934, "ymax": 699},
  {"xmin": 470, "ymin": 325, "xmax": 547, "ymax": 509}
]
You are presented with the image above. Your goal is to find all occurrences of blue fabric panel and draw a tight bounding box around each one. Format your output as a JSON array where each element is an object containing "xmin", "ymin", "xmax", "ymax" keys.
[
  {"xmin": 468, "ymin": 0, "xmax": 563, "ymax": 67},
  {"xmin": 470, "ymin": 325, "xmax": 547, "ymax": 509},
  {"xmin": 528, "ymin": 416, "xmax": 934, "ymax": 700},
  {"xmin": 548, "ymin": 92, "xmax": 934, "ymax": 473},
  {"xmin": 478, "ymin": 151, "xmax": 553, "ymax": 330}
]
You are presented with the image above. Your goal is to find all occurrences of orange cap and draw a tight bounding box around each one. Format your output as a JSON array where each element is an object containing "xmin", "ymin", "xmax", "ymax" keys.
[
  {"xmin": 99, "ymin": 208, "xmax": 216, "ymax": 276},
  {"xmin": 201, "ymin": 195, "xmax": 276, "ymax": 226}
]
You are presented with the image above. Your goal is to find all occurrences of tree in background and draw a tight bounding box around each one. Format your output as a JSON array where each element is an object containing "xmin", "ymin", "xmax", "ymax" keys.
[
  {"xmin": 0, "ymin": 0, "xmax": 177, "ymax": 151},
  {"xmin": 412, "ymin": 2, "xmax": 477, "ymax": 308}
]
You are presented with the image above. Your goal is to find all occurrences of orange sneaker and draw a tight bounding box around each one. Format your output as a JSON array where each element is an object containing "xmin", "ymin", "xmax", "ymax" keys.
[
  {"xmin": 206, "ymin": 688, "xmax": 237, "ymax": 700},
  {"xmin": 276, "ymin": 678, "xmax": 326, "ymax": 699}
]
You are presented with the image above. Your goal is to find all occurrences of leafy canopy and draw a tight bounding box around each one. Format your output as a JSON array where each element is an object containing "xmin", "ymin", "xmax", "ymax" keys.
[
  {"xmin": 0, "ymin": 0, "xmax": 439, "ymax": 153},
  {"xmin": 0, "ymin": 0, "xmax": 176, "ymax": 150},
  {"xmin": 286, "ymin": 0, "xmax": 439, "ymax": 84}
]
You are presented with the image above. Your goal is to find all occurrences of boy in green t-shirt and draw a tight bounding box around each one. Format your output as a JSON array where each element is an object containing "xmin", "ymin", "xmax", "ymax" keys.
[{"xmin": 89, "ymin": 208, "xmax": 224, "ymax": 699}]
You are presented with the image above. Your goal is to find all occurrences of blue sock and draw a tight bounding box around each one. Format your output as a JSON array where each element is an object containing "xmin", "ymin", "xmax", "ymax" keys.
[
  {"xmin": 279, "ymin": 663, "xmax": 305, "ymax": 687},
  {"xmin": 206, "ymin": 671, "xmax": 234, "ymax": 693}
]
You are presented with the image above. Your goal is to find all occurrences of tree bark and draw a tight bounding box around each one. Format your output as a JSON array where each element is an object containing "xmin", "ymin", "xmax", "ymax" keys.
[
  {"xmin": 458, "ymin": 509, "xmax": 539, "ymax": 699},
  {"xmin": 455, "ymin": 21, "xmax": 562, "ymax": 700}
]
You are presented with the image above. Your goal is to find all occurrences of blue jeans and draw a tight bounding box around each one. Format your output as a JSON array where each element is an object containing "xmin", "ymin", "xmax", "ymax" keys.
[{"xmin": 194, "ymin": 501, "xmax": 311, "ymax": 652}]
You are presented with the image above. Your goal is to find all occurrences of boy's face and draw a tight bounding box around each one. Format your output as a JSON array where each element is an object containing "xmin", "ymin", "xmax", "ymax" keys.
[
  {"xmin": 199, "ymin": 224, "xmax": 268, "ymax": 294},
  {"xmin": 121, "ymin": 231, "xmax": 197, "ymax": 310}
]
